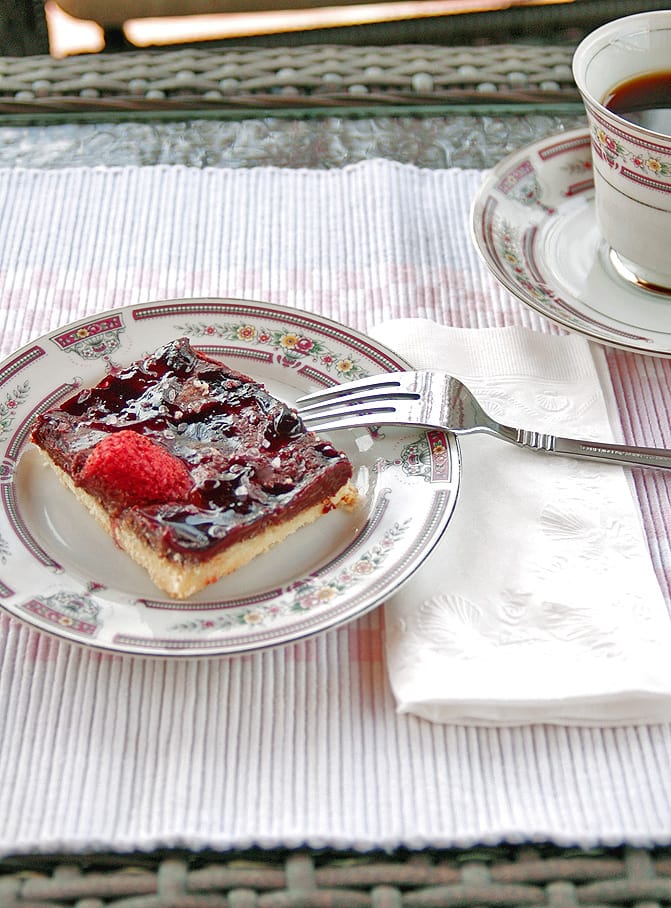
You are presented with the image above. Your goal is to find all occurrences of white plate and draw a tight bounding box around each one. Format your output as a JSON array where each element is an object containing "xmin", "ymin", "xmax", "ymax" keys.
[
  {"xmin": 471, "ymin": 127, "xmax": 671, "ymax": 357},
  {"xmin": 0, "ymin": 298, "xmax": 460, "ymax": 657}
]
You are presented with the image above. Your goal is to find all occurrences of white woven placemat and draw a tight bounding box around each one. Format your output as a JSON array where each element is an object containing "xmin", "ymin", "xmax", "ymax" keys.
[{"xmin": 0, "ymin": 161, "xmax": 670, "ymax": 854}]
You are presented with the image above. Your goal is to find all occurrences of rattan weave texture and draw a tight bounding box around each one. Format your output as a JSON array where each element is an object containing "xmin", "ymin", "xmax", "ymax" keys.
[
  {"xmin": 2, "ymin": 846, "xmax": 671, "ymax": 907},
  {"xmin": 0, "ymin": 44, "xmax": 578, "ymax": 114}
]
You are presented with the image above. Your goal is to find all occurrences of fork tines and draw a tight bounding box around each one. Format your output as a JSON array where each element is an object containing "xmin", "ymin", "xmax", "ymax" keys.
[{"xmin": 296, "ymin": 372, "xmax": 418, "ymax": 431}]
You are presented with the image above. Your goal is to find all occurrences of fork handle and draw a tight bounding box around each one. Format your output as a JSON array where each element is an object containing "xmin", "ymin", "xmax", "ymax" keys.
[{"xmin": 514, "ymin": 429, "xmax": 671, "ymax": 471}]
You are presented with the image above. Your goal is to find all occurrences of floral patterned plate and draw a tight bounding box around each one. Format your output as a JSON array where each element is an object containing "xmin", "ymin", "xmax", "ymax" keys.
[
  {"xmin": 471, "ymin": 127, "xmax": 671, "ymax": 357},
  {"xmin": 0, "ymin": 298, "xmax": 460, "ymax": 657}
]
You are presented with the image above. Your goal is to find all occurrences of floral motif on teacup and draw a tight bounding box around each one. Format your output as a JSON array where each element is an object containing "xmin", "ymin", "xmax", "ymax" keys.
[{"xmin": 590, "ymin": 122, "xmax": 671, "ymax": 186}]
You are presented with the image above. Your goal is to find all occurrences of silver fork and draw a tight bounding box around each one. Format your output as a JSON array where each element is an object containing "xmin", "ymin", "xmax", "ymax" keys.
[{"xmin": 297, "ymin": 370, "xmax": 671, "ymax": 471}]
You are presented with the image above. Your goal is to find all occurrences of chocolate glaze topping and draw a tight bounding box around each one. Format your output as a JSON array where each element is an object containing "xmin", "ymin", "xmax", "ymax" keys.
[{"xmin": 32, "ymin": 338, "xmax": 353, "ymax": 561}]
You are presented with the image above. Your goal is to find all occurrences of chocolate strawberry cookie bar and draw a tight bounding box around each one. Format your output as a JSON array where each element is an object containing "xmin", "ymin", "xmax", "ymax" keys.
[{"xmin": 31, "ymin": 338, "xmax": 356, "ymax": 598}]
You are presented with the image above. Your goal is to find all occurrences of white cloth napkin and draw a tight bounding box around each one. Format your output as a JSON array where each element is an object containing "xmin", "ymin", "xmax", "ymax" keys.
[{"xmin": 371, "ymin": 319, "xmax": 671, "ymax": 726}]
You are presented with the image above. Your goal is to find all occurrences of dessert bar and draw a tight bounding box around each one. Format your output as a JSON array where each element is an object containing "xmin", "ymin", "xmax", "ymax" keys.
[{"xmin": 31, "ymin": 338, "xmax": 356, "ymax": 598}]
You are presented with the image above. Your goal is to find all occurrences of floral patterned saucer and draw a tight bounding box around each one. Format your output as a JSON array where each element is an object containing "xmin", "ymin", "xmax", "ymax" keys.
[
  {"xmin": 0, "ymin": 298, "xmax": 460, "ymax": 656},
  {"xmin": 471, "ymin": 127, "xmax": 671, "ymax": 357}
]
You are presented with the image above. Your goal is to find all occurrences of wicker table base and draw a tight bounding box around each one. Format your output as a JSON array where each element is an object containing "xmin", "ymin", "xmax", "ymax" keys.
[
  {"xmin": 0, "ymin": 43, "xmax": 581, "ymax": 117},
  {"xmin": 2, "ymin": 846, "xmax": 671, "ymax": 906}
]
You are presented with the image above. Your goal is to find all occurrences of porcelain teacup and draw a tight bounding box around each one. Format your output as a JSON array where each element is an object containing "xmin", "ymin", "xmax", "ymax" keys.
[{"xmin": 572, "ymin": 11, "xmax": 671, "ymax": 294}]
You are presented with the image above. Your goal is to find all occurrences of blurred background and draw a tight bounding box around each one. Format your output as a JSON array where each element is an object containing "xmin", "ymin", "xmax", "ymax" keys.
[{"xmin": 44, "ymin": 0, "xmax": 576, "ymax": 57}]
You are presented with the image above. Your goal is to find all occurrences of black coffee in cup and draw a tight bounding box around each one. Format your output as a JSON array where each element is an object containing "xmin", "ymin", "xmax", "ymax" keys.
[{"xmin": 603, "ymin": 69, "xmax": 671, "ymax": 135}]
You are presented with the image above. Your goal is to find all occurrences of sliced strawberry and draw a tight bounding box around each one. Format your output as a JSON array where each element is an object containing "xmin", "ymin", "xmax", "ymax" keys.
[{"xmin": 79, "ymin": 430, "xmax": 192, "ymax": 511}]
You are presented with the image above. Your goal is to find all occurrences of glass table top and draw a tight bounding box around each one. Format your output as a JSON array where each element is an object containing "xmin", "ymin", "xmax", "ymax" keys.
[{"xmin": 0, "ymin": 110, "xmax": 585, "ymax": 169}]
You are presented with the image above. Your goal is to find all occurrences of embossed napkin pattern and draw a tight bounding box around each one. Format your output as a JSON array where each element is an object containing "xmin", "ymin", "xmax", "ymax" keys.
[{"xmin": 371, "ymin": 320, "xmax": 671, "ymax": 726}]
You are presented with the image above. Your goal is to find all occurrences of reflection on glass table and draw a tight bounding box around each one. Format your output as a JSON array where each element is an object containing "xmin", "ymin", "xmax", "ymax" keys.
[{"xmin": 0, "ymin": 112, "xmax": 585, "ymax": 169}]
